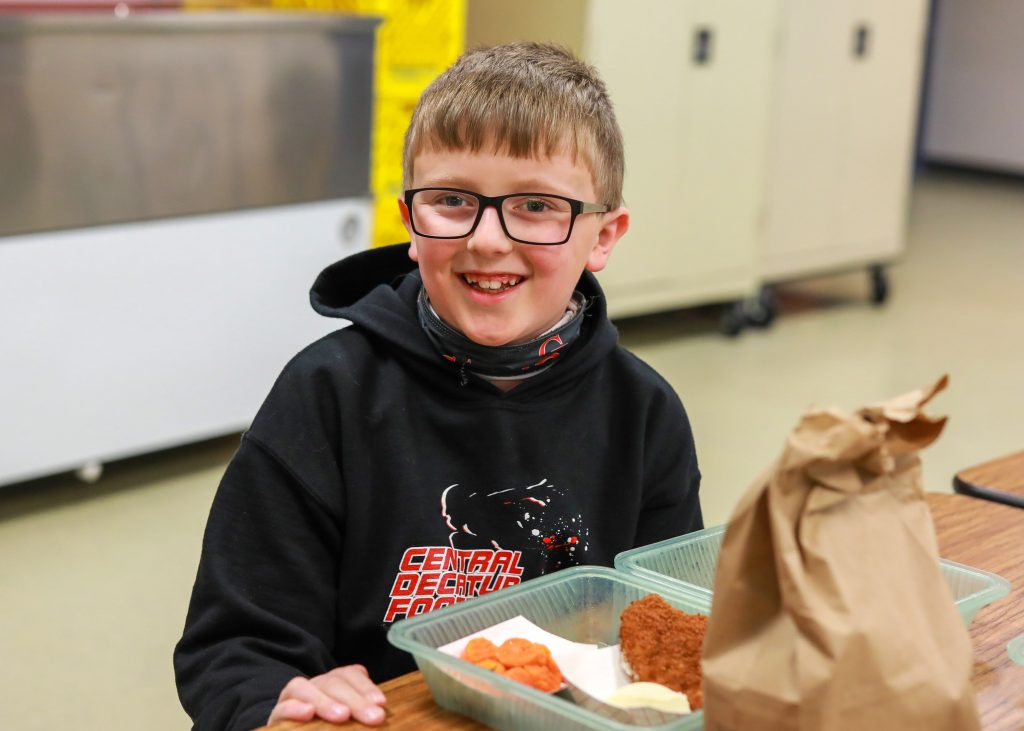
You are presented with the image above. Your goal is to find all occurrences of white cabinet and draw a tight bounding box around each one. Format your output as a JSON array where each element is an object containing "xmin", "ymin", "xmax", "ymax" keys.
[
  {"xmin": 0, "ymin": 201, "xmax": 370, "ymax": 487},
  {"xmin": 760, "ymin": 0, "xmax": 929, "ymax": 284},
  {"xmin": 466, "ymin": 0, "xmax": 778, "ymax": 319}
]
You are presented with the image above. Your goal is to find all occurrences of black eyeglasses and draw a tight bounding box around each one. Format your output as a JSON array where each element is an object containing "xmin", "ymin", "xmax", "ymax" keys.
[{"xmin": 404, "ymin": 187, "xmax": 610, "ymax": 246}]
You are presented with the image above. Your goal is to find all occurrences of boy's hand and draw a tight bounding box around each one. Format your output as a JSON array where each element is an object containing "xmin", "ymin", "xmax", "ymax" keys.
[{"xmin": 268, "ymin": 665, "xmax": 387, "ymax": 726}]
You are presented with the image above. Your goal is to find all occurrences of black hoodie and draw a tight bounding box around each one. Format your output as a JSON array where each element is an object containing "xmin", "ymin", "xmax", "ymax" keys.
[{"xmin": 174, "ymin": 244, "xmax": 702, "ymax": 731}]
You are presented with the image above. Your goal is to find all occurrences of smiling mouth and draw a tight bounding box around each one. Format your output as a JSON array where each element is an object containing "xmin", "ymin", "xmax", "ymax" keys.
[{"xmin": 462, "ymin": 274, "xmax": 522, "ymax": 292}]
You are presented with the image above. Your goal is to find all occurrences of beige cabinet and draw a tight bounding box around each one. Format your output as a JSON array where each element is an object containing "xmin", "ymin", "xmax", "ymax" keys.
[
  {"xmin": 466, "ymin": 0, "xmax": 778, "ymax": 321},
  {"xmin": 761, "ymin": 0, "xmax": 929, "ymax": 288},
  {"xmin": 466, "ymin": 0, "xmax": 928, "ymax": 324}
]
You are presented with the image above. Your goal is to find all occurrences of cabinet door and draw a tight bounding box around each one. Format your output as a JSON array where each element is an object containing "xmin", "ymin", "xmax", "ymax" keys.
[
  {"xmin": 584, "ymin": 0, "xmax": 695, "ymax": 315},
  {"xmin": 835, "ymin": 0, "xmax": 927, "ymax": 258},
  {"xmin": 589, "ymin": 0, "xmax": 776, "ymax": 317},
  {"xmin": 678, "ymin": 0, "xmax": 777, "ymax": 299},
  {"xmin": 763, "ymin": 0, "xmax": 927, "ymax": 280},
  {"xmin": 762, "ymin": 0, "xmax": 849, "ymax": 277}
]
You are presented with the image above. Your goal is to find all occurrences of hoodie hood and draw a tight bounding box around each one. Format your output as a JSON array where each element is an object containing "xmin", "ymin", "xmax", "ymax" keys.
[
  {"xmin": 308, "ymin": 243, "xmax": 619, "ymax": 393},
  {"xmin": 311, "ymin": 242, "xmax": 418, "ymax": 313}
]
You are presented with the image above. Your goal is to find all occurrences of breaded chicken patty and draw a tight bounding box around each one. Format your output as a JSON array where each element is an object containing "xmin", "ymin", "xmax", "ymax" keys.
[{"xmin": 618, "ymin": 594, "xmax": 708, "ymax": 709}]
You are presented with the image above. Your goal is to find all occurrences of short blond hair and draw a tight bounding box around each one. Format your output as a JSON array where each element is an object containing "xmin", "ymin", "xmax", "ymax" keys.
[{"xmin": 403, "ymin": 42, "xmax": 625, "ymax": 207}]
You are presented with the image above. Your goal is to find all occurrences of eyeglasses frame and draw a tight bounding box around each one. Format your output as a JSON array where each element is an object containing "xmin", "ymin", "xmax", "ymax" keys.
[{"xmin": 403, "ymin": 186, "xmax": 610, "ymax": 246}]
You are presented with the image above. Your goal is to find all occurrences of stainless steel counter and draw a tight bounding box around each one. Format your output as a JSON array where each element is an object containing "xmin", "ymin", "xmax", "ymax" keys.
[{"xmin": 0, "ymin": 11, "xmax": 379, "ymax": 238}]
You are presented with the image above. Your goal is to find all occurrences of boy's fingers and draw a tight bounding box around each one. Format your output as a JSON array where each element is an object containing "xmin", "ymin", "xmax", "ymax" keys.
[
  {"xmin": 315, "ymin": 676, "xmax": 386, "ymax": 725},
  {"xmin": 276, "ymin": 677, "xmax": 344, "ymax": 720},
  {"xmin": 267, "ymin": 698, "xmax": 315, "ymax": 724},
  {"xmin": 278, "ymin": 678, "xmax": 351, "ymax": 724},
  {"xmin": 330, "ymin": 665, "xmax": 387, "ymax": 705},
  {"xmin": 273, "ymin": 667, "xmax": 386, "ymax": 726}
]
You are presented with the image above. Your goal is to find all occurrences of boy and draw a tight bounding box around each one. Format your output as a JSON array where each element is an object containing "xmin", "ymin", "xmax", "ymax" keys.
[{"xmin": 175, "ymin": 42, "xmax": 702, "ymax": 730}]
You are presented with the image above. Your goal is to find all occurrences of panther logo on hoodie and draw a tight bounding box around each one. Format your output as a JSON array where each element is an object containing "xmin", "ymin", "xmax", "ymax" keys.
[{"xmin": 382, "ymin": 478, "xmax": 588, "ymax": 623}]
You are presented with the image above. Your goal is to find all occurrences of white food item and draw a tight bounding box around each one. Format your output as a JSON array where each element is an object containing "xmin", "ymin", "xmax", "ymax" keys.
[{"xmin": 604, "ymin": 681, "xmax": 691, "ymax": 714}]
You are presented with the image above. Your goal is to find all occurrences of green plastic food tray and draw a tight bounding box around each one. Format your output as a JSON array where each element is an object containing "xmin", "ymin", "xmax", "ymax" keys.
[
  {"xmin": 1009, "ymin": 634, "xmax": 1024, "ymax": 665},
  {"xmin": 388, "ymin": 565, "xmax": 711, "ymax": 731},
  {"xmin": 614, "ymin": 524, "xmax": 1011, "ymax": 626}
]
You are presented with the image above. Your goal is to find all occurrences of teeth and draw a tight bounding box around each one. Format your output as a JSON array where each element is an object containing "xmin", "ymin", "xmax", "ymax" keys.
[{"xmin": 463, "ymin": 275, "xmax": 520, "ymax": 290}]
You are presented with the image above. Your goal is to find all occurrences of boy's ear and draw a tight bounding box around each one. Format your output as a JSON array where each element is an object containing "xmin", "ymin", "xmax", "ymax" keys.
[
  {"xmin": 399, "ymin": 198, "xmax": 419, "ymax": 262},
  {"xmin": 585, "ymin": 206, "xmax": 629, "ymax": 273}
]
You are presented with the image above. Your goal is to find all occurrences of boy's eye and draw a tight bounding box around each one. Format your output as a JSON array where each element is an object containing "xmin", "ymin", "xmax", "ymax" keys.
[
  {"xmin": 510, "ymin": 196, "xmax": 566, "ymax": 215},
  {"xmin": 440, "ymin": 194, "xmax": 468, "ymax": 207}
]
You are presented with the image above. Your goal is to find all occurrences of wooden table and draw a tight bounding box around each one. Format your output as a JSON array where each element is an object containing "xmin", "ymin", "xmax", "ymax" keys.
[
  {"xmin": 264, "ymin": 671, "xmax": 485, "ymax": 731},
  {"xmin": 261, "ymin": 492, "xmax": 1024, "ymax": 731},
  {"xmin": 954, "ymin": 450, "xmax": 1024, "ymax": 509},
  {"xmin": 929, "ymin": 491, "xmax": 1024, "ymax": 729}
]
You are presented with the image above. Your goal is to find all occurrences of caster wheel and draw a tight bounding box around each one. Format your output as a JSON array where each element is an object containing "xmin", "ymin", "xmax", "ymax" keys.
[
  {"xmin": 869, "ymin": 265, "xmax": 889, "ymax": 305},
  {"xmin": 75, "ymin": 461, "xmax": 104, "ymax": 483},
  {"xmin": 719, "ymin": 301, "xmax": 745, "ymax": 337},
  {"xmin": 742, "ymin": 286, "xmax": 777, "ymax": 328}
]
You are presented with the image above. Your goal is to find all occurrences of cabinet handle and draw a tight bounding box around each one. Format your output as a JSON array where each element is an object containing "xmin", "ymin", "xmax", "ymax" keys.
[
  {"xmin": 853, "ymin": 23, "xmax": 871, "ymax": 59},
  {"xmin": 693, "ymin": 26, "xmax": 713, "ymax": 65}
]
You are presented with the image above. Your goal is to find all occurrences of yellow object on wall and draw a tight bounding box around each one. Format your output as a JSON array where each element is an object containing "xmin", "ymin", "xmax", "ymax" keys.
[
  {"xmin": 367, "ymin": 1, "xmax": 466, "ymax": 247},
  {"xmin": 186, "ymin": 0, "xmax": 466, "ymax": 247},
  {"xmin": 337, "ymin": 1, "xmax": 467, "ymax": 247}
]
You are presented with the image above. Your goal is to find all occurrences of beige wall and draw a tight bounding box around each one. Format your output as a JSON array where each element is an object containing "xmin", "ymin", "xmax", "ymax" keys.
[{"xmin": 922, "ymin": 0, "xmax": 1024, "ymax": 173}]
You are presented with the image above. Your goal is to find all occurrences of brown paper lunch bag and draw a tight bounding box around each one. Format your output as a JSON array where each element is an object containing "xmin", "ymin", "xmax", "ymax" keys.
[{"xmin": 702, "ymin": 376, "xmax": 980, "ymax": 731}]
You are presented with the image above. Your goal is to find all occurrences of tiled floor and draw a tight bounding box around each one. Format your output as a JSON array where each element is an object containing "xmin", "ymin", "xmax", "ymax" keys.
[{"xmin": 1, "ymin": 169, "xmax": 1022, "ymax": 731}]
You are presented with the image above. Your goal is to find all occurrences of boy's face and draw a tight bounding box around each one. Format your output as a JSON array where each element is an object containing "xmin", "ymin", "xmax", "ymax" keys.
[{"xmin": 400, "ymin": 147, "xmax": 629, "ymax": 347}]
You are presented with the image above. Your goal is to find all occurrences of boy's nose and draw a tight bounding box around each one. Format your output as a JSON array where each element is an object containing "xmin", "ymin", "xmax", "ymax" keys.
[{"xmin": 467, "ymin": 205, "xmax": 514, "ymax": 255}]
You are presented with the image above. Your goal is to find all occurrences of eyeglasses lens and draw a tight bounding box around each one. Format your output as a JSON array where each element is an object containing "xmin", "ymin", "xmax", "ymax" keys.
[{"xmin": 410, "ymin": 190, "xmax": 572, "ymax": 244}]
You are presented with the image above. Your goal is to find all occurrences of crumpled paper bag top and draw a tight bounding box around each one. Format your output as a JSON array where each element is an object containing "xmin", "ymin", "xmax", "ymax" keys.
[{"xmin": 783, "ymin": 374, "xmax": 948, "ymax": 493}]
